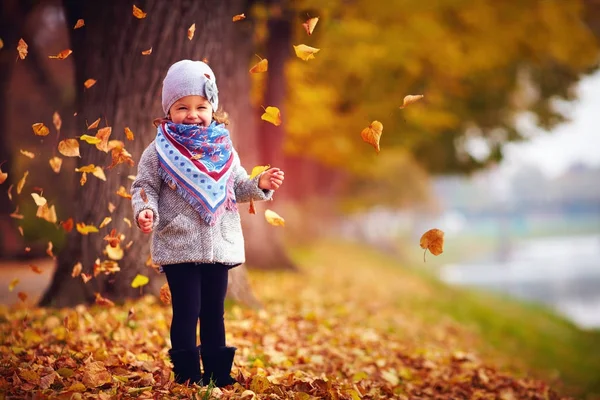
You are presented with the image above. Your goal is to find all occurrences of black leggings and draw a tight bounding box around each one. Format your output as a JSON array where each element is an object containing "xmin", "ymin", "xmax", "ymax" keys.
[{"xmin": 163, "ymin": 263, "xmax": 229, "ymax": 351}]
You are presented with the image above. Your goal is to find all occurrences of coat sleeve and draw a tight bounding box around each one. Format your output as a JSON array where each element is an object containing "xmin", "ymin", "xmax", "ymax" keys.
[
  {"xmin": 131, "ymin": 142, "xmax": 162, "ymax": 229},
  {"xmin": 232, "ymin": 151, "xmax": 273, "ymax": 204}
]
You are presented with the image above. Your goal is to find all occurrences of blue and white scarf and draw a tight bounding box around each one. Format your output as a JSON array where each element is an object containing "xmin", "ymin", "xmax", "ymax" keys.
[{"xmin": 155, "ymin": 121, "xmax": 237, "ymax": 226}]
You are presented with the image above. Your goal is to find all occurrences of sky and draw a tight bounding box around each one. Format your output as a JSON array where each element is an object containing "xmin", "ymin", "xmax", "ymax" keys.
[{"xmin": 502, "ymin": 70, "xmax": 600, "ymax": 179}]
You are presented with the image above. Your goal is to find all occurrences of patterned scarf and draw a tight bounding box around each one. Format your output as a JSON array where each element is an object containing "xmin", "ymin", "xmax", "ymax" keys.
[{"xmin": 155, "ymin": 121, "xmax": 237, "ymax": 226}]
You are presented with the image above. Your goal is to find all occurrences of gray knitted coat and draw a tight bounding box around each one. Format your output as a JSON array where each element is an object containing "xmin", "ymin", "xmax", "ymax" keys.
[{"xmin": 130, "ymin": 141, "xmax": 273, "ymax": 267}]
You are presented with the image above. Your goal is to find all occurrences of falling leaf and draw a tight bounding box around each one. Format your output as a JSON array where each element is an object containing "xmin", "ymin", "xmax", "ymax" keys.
[
  {"xmin": 46, "ymin": 242, "xmax": 55, "ymax": 259},
  {"xmin": 188, "ymin": 23, "xmax": 196, "ymax": 40},
  {"xmin": 80, "ymin": 172, "xmax": 87, "ymax": 186},
  {"xmin": 9, "ymin": 278, "xmax": 19, "ymax": 292},
  {"xmin": 87, "ymin": 118, "xmax": 101, "ymax": 130},
  {"xmin": 79, "ymin": 134, "xmax": 101, "ymax": 144},
  {"xmin": 20, "ymin": 150, "xmax": 35, "ymax": 159},
  {"xmin": 76, "ymin": 223, "xmax": 99, "ymax": 235},
  {"xmin": 104, "ymin": 228, "xmax": 120, "ymax": 247},
  {"xmin": 141, "ymin": 47, "xmax": 152, "ymax": 55},
  {"xmin": 249, "ymin": 199, "xmax": 256, "ymax": 214},
  {"xmin": 127, "ymin": 175, "xmax": 137, "ymax": 181},
  {"xmin": 8, "ymin": 184, "xmax": 13, "ymax": 200},
  {"xmin": 302, "ymin": 17, "xmax": 319, "ymax": 36},
  {"xmin": 37, "ymin": 204, "xmax": 57, "ymax": 223},
  {"xmin": 53, "ymin": 112, "xmax": 62, "ymax": 132},
  {"xmin": 125, "ymin": 241, "xmax": 133, "ymax": 249},
  {"xmin": 58, "ymin": 139, "xmax": 80, "ymax": 157},
  {"xmin": 74, "ymin": 19, "xmax": 85, "ymax": 29},
  {"xmin": 419, "ymin": 228, "xmax": 444, "ymax": 261},
  {"xmin": 399, "ymin": 94, "xmax": 424, "ymax": 109},
  {"xmin": 31, "ymin": 193, "xmax": 47, "ymax": 206},
  {"xmin": 48, "ymin": 49, "xmax": 73, "ymax": 59},
  {"xmin": 62, "ymin": 218, "xmax": 74, "ymax": 232},
  {"xmin": 95, "ymin": 293, "xmax": 115, "ymax": 307},
  {"xmin": 133, "ymin": 5, "xmax": 146, "ymax": 19},
  {"xmin": 261, "ymin": 106, "xmax": 282, "ymax": 126},
  {"xmin": 131, "ymin": 274, "xmax": 149, "ymax": 288},
  {"xmin": 124, "ymin": 127, "xmax": 135, "ymax": 141},
  {"xmin": 105, "ymin": 244, "xmax": 124, "ymax": 261},
  {"xmin": 71, "ymin": 262, "xmax": 82, "ymax": 277},
  {"xmin": 108, "ymin": 202, "xmax": 116, "ymax": 213},
  {"xmin": 30, "ymin": 264, "xmax": 43, "ymax": 274},
  {"xmin": 160, "ymin": 283, "xmax": 172, "ymax": 305},
  {"xmin": 81, "ymin": 273, "xmax": 92, "ymax": 283},
  {"xmin": 49, "ymin": 157, "xmax": 63, "ymax": 173},
  {"xmin": 10, "ymin": 206, "xmax": 24, "ymax": 220},
  {"xmin": 17, "ymin": 171, "xmax": 29, "ymax": 194},
  {"xmin": 84, "ymin": 79, "xmax": 97, "ymax": 89},
  {"xmin": 24, "ymin": 247, "xmax": 31, "ymax": 253},
  {"xmin": 0, "ymin": 164, "xmax": 7, "ymax": 184},
  {"xmin": 96, "ymin": 127, "xmax": 112, "ymax": 152},
  {"xmin": 123, "ymin": 218, "xmax": 132, "ymax": 228},
  {"xmin": 18, "ymin": 292, "xmax": 27, "ymax": 302},
  {"xmin": 250, "ymin": 59, "xmax": 268, "ymax": 73},
  {"xmin": 99, "ymin": 217, "xmax": 112, "ymax": 229},
  {"xmin": 140, "ymin": 188, "xmax": 149, "ymax": 203},
  {"xmin": 233, "ymin": 13, "xmax": 246, "ymax": 22},
  {"xmin": 293, "ymin": 44, "xmax": 320, "ymax": 61},
  {"xmin": 108, "ymin": 146, "xmax": 134, "ymax": 168},
  {"xmin": 17, "ymin": 38, "xmax": 28, "ymax": 60},
  {"xmin": 265, "ymin": 209, "xmax": 285, "ymax": 227},
  {"xmin": 94, "ymin": 260, "xmax": 120, "ymax": 276},
  {"xmin": 32, "ymin": 123, "xmax": 50, "ymax": 136},
  {"xmin": 0, "ymin": 39, "xmax": 3, "ymax": 49},
  {"xmin": 116, "ymin": 186, "xmax": 132, "ymax": 199},
  {"xmin": 360, "ymin": 121, "xmax": 383, "ymax": 154}
]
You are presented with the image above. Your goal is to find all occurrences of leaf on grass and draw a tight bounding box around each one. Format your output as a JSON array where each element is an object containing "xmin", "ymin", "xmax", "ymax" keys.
[
  {"xmin": 399, "ymin": 94, "xmax": 424, "ymax": 109},
  {"xmin": 17, "ymin": 171, "xmax": 29, "ymax": 194},
  {"xmin": 233, "ymin": 13, "xmax": 246, "ymax": 22},
  {"xmin": 131, "ymin": 274, "xmax": 149, "ymax": 288},
  {"xmin": 133, "ymin": 5, "xmax": 147, "ymax": 19},
  {"xmin": 250, "ymin": 59, "xmax": 268, "ymax": 73},
  {"xmin": 265, "ymin": 209, "xmax": 285, "ymax": 227},
  {"xmin": 32, "ymin": 123, "xmax": 50, "ymax": 136},
  {"xmin": 302, "ymin": 17, "xmax": 319, "ymax": 36},
  {"xmin": 159, "ymin": 283, "xmax": 172, "ymax": 305},
  {"xmin": 58, "ymin": 139, "xmax": 80, "ymax": 157},
  {"xmin": 74, "ymin": 19, "xmax": 85, "ymax": 29},
  {"xmin": 76, "ymin": 222, "xmax": 99, "ymax": 235},
  {"xmin": 84, "ymin": 78, "xmax": 96, "ymax": 89},
  {"xmin": 293, "ymin": 44, "xmax": 320, "ymax": 61},
  {"xmin": 261, "ymin": 106, "xmax": 281, "ymax": 126},
  {"xmin": 49, "ymin": 157, "xmax": 63, "ymax": 173},
  {"xmin": 419, "ymin": 228, "xmax": 445, "ymax": 261},
  {"xmin": 62, "ymin": 218, "xmax": 74, "ymax": 232},
  {"xmin": 71, "ymin": 262, "xmax": 82, "ymax": 277},
  {"xmin": 48, "ymin": 49, "xmax": 72, "ymax": 59},
  {"xmin": 360, "ymin": 121, "xmax": 383, "ymax": 154},
  {"xmin": 17, "ymin": 38, "xmax": 28, "ymax": 60},
  {"xmin": 188, "ymin": 23, "xmax": 196, "ymax": 40},
  {"xmin": 141, "ymin": 47, "xmax": 152, "ymax": 55}
]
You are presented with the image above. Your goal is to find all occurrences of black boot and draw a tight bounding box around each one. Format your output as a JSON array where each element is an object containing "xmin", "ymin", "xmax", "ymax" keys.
[
  {"xmin": 168, "ymin": 348, "xmax": 202, "ymax": 384},
  {"xmin": 200, "ymin": 346, "xmax": 238, "ymax": 387}
]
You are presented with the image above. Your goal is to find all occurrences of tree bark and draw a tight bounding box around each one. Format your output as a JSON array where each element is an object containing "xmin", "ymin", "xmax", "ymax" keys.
[{"xmin": 40, "ymin": 0, "xmax": 278, "ymax": 307}]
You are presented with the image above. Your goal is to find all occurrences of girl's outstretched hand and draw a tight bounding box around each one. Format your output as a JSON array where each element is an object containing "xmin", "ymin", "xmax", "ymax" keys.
[
  {"xmin": 258, "ymin": 168, "xmax": 285, "ymax": 190},
  {"xmin": 138, "ymin": 209, "xmax": 154, "ymax": 233}
]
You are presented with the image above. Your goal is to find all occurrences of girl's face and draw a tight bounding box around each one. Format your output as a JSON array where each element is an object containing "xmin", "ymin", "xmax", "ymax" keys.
[{"xmin": 168, "ymin": 95, "xmax": 213, "ymax": 127}]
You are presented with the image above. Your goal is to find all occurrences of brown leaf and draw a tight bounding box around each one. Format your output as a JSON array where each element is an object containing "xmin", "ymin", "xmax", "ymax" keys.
[
  {"xmin": 17, "ymin": 38, "xmax": 28, "ymax": 60},
  {"xmin": 188, "ymin": 23, "xmax": 196, "ymax": 40},
  {"xmin": 399, "ymin": 94, "xmax": 424, "ymax": 109},
  {"xmin": 18, "ymin": 292, "xmax": 28, "ymax": 302},
  {"xmin": 132, "ymin": 5, "xmax": 147, "ymax": 19},
  {"xmin": 74, "ymin": 19, "xmax": 85, "ymax": 29},
  {"xmin": 302, "ymin": 17, "xmax": 319, "ymax": 36},
  {"xmin": 419, "ymin": 228, "xmax": 445, "ymax": 261},
  {"xmin": 84, "ymin": 78, "xmax": 97, "ymax": 89},
  {"xmin": 233, "ymin": 13, "xmax": 246, "ymax": 22},
  {"xmin": 48, "ymin": 49, "xmax": 72, "ymax": 59},
  {"xmin": 360, "ymin": 121, "xmax": 383, "ymax": 154},
  {"xmin": 140, "ymin": 188, "xmax": 149, "ymax": 203}
]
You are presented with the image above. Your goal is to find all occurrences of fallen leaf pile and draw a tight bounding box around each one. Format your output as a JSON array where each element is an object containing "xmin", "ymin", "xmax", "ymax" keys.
[{"xmin": 0, "ymin": 243, "xmax": 571, "ymax": 399}]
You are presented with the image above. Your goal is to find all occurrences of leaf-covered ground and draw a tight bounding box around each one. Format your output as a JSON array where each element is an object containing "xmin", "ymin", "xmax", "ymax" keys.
[{"xmin": 1, "ymin": 241, "xmax": 598, "ymax": 399}]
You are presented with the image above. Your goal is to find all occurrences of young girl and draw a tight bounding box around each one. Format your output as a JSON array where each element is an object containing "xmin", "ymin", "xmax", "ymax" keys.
[{"xmin": 131, "ymin": 59, "xmax": 284, "ymax": 386}]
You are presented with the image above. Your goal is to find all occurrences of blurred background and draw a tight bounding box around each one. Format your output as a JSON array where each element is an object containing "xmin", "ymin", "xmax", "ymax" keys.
[{"xmin": 0, "ymin": 0, "xmax": 599, "ymax": 329}]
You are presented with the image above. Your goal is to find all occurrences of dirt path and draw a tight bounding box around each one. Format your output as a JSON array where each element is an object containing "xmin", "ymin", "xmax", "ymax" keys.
[{"xmin": 0, "ymin": 258, "xmax": 54, "ymax": 306}]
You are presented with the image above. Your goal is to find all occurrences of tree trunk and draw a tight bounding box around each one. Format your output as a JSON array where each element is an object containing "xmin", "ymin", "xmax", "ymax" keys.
[{"xmin": 40, "ymin": 0, "xmax": 274, "ymax": 307}]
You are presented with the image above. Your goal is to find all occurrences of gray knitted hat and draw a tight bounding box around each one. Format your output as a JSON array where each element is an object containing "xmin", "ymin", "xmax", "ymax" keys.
[{"xmin": 161, "ymin": 60, "xmax": 219, "ymax": 116}]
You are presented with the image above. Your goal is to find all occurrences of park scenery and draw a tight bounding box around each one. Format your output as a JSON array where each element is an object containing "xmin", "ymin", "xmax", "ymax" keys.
[{"xmin": 1, "ymin": 1, "xmax": 600, "ymax": 399}]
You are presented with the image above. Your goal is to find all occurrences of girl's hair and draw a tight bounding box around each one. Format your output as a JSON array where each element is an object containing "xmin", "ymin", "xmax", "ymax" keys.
[{"xmin": 152, "ymin": 110, "xmax": 230, "ymax": 128}]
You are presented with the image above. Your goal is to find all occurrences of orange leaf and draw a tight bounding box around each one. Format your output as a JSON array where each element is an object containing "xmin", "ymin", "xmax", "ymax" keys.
[
  {"xmin": 74, "ymin": 19, "xmax": 85, "ymax": 29},
  {"xmin": 419, "ymin": 228, "xmax": 445, "ymax": 261},
  {"xmin": 58, "ymin": 139, "xmax": 80, "ymax": 157},
  {"xmin": 302, "ymin": 17, "xmax": 319, "ymax": 36},
  {"xmin": 9, "ymin": 278, "xmax": 19, "ymax": 291},
  {"xmin": 46, "ymin": 241, "xmax": 55, "ymax": 259},
  {"xmin": 30, "ymin": 265, "xmax": 43, "ymax": 274},
  {"xmin": 71, "ymin": 262, "xmax": 82, "ymax": 277},
  {"xmin": 32, "ymin": 123, "xmax": 50, "ymax": 136},
  {"xmin": 95, "ymin": 127, "xmax": 112, "ymax": 152},
  {"xmin": 360, "ymin": 121, "xmax": 383, "ymax": 154},
  {"xmin": 17, "ymin": 38, "xmax": 28, "ymax": 60},
  {"xmin": 399, "ymin": 94, "xmax": 424, "ymax": 109},
  {"xmin": 48, "ymin": 49, "xmax": 72, "ymax": 59},
  {"xmin": 160, "ymin": 283, "xmax": 172, "ymax": 305},
  {"xmin": 103, "ymin": 228, "xmax": 120, "ymax": 248},
  {"xmin": 141, "ymin": 47, "xmax": 152, "ymax": 55},
  {"xmin": 10, "ymin": 206, "xmax": 24, "ymax": 220},
  {"xmin": 116, "ymin": 186, "xmax": 132, "ymax": 199},
  {"xmin": 20, "ymin": 149, "xmax": 35, "ymax": 159},
  {"xmin": 18, "ymin": 292, "xmax": 27, "ymax": 302},
  {"xmin": 293, "ymin": 44, "xmax": 320, "ymax": 61},
  {"xmin": 108, "ymin": 146, "xmax": 134, "ymax": 168},
  {"xmin": 79, "ymin": 171, "xmax": 87, "ymax": 186},
  {"xmin": 53, "ymin": 112, "xmax": 62, "ymax": 132},
  {"xmin": 140, "ymin": 188, "xmax": 149, "ymax": 203},
  {"xmin": 87, "ymin": 117, "xmax": 101, "ymax": 130},
  {"xmin": 49, "ymin": 156, "xmax": 63, "ymax": 173},
  {"xmin": 249, "ymin": 58, "xmax": 268, "ymax": 74},
  {"xmin": 84, "ymin": 78, "xmax": 97, "ymax": 89},
  {"xmin": 16, "ymin": 171, "xmax": 29, "ymax": 194},
  {"xmin": 249, "ymin": 199, "xmax": 256, "ymax": 214},
  {"xmin": 99, "ymin": 217, "xmax": 112, "ymax": 229},
  {"xmin": 81, "ymin": 273, "xmax": 92, "ymax": 283},
  {"xmin": 187, "ymin": 23, "xmax": 196, "ymax": 40},
  {"xmin": 261, "ymin": 106, "xmax": 282, "ymax": 126},
  {"xmin": 124, "ymin": 128, "xmax": 134, "ymax": 143},
  {"xmin": 232, "ymin": 13, "xmax": 246, "ymax": 22},
  {"xmin": 76, "ymin": 222, "xmax": 99, "ymax": 235},
  {"xmin": 94, "ymin": 292, "xmax": 115, "ymax": 307},
  {"xmin": 62, "ymin": 218, "xmax": 74, "ymax": 232},
  {"xmin": 132, "ymin": 5, "xmax": 147, "ymax": 19},
  {"xmin": 0, "ymin": 163, "xmax": 7, "ymax": 184},
  {"xmin": 123, "ymin": 217, "xmax": 132, "ymax": 228},
  {"xmin": 0, "ymin": 39, "xmax": 3, "ymax": 50}
]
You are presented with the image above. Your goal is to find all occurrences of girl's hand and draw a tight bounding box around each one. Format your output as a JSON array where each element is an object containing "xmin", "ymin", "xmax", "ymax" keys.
[
  {"xmin": 258, "ymin": 168, "xmax": 285, "ymax": 190},
  {"xmin": 138, "ymin": 210, "xmax": 154, "ymax": 233}
]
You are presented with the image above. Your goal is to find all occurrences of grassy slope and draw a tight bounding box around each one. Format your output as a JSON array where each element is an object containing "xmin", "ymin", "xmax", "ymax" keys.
[{"xmin": 263, "ymin": 240, "xmax": 600, "ymax": 400}]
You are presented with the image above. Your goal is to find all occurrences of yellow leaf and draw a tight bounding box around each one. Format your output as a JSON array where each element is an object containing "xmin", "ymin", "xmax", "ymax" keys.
[
  {"xmin": 19, "ymin": 369, "xmax": 40, "ymax": 384},
  {"xmin": 419, "ymin": 228, "xmax": 445, "ymax": 261},
  {"xmin": 124, "ymin": 127, "xmax": 135, "ymax": 140},
  {"xmin": 20, "ymin": 149, "xmax": 35, "ymax": 159},
  {"xmin": 264, "ymin": 209, "xmax": 285, "ymax": 227},
  {"xmin": 131, "ymin": 274, "xmax": 149, "ymax": 288},
  {"xmin": 127, "ymin": 175, "xmax": 136, "ymax": 181},
  {"xmin": 99, "ymin": 217, "xmax": 112, "ymax": 229},
  {"xmin": 105, "ymin": 244, "xmax": 123, "ymax": 261},
  {"xmin": 108, "ymin": 202, "xmax": 116, "ymax": 213},
  {"xmin": 17, "ymin": 171, "xmax": 29, "ymax": 194},
  {"xmin": 96, "ymin": 127, "xmax": 112, "ymax": 152},
  {"xmin": 36, "ymin": 203, "xmax": 57, "ymax": 223},
  {"xmin": 360, "ymin": 121, "xmax": 383, "ymax": 154},
  {"xmin": 76, "ymin": 223, "xmax": 99, "ymax": 235},
  {"xmin": 17, "ymin": 38, "xmax": 28, "ymax": 60},
  {"xmin": 87, "ymin": 117, "xmax": 101, "ymax": 130},
  {"xmin": 49, "ymin": 157, "xmax": 63, "ymax": 173},
  {"xmin": 71, "ymin": 262, "xmax": 82, "ymax": 277},
  {"xmin": 302, "ymin": 17, "xmax": 319, "ymax": 36},
  {"xmin": 32, "ymin": 122, "xmax": 50, "ymax": 136},
  {"xmin": 133, "ymin": 5, "xmax": 147, "ymax": 19},
  {"xmin": 67, "ymin": 382, "xmax": 86, "ymax": 392},
  {"xmin": 53, "ymin": 112, "xmax": 62, "ymax": 132},
  {"xmin": 261, "ymin": 106, "xmax": 282, "ymax": 126},
  {"xmin": 141, "ymin": 47, "xmax": 152, "ymax": 55},
  {"xmin": 9, "ymin": 278, "xmax": 19, "ymax": 291},
  {"xmin": 188, "ymin": 23, "xmax": 196, "ymax": 40},
  {"xmin": 48, "ymin": 49, "xmax": 72, "ymax": 59},
  {"xmin": 0, "ymin": 164, "xmax": 7, "ymax": 184},
  {"xmin": 233, "ymin": 13, "xmax": 246, "ymax": 22},
  {"xmin": 74, "ymin": 19, "xmax": 85, "ymax": 29},
  {"xmin": 116, "ymin": 186, "xmax": 132, "ymax": 199},
  {"xmin": 75, "ymin": 164, "xmax": 96, "ymax": 173},
  {"xmin": 79, "ymin": 134, "xmax": 101, "ymax": 144},
  {"xmin": 293, "ymin": 44, "xmax": 320, "ymax": 61},
  {"xmin": 79, "ymin": 172, "xmax": 87, "ymax": 186},
  {"xmin": 58, "ymin": 139, "xmax": 80, "ymax": 157},
  {"xmin": 159, "ymin": 283, "xmax": 172, "ymax": 305},
  {"xmin": 249, "ymin": 375, "xmax": 270, "ymax": 394},
  {"xmin": 399, "ymin": 94, "xmax": 424, "ymax": 109},
  {"xmin": 93, "ymin": 167, "xmax": 106, "ymax": 181},
  {"xmin": 123, "ymin": 217, "xmax": 132, "ymax": 228},
  {"xmin": 249, "ymin": 164, "xmax": 270, "ymax": 179},
  {"xmin": 249, "ymin": 59, "xmax": 268, "ymax": 74},
  {"xmin": 84, "ymin": 78, "xmax": 96, "ymax": 89},
  {"xmin": 31, "ymin": 193, "xmax": 47, "ymax": 206}
]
